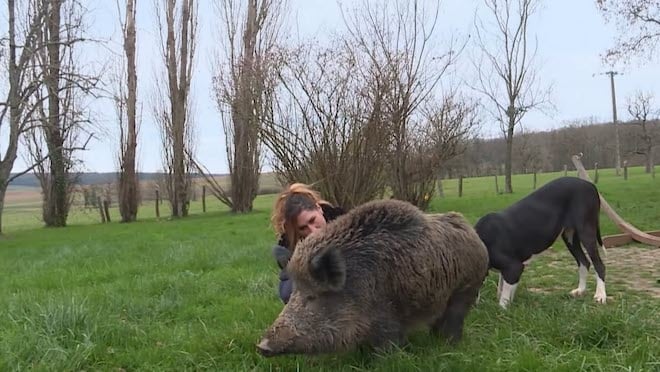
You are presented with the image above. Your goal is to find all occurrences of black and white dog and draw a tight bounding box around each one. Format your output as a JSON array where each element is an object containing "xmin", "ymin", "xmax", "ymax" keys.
[{"xmin": 474, "ymin": 177, "xmax": 607, "ymax": 309}]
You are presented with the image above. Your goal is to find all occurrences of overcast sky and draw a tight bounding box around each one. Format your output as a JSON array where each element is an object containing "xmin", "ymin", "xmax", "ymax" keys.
[{"xmin": 6, "ymin": 0, "xmax": 660, "ymax": 175}]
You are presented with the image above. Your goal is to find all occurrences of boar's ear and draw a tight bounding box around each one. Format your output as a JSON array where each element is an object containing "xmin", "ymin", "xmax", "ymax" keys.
[{"xmin": 310, "ymin": 247, "xmax": 346, "ymax": 291}]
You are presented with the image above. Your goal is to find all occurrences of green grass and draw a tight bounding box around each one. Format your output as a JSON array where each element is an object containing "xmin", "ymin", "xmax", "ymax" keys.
[{"xmin": 0, "ymin": 168, "xmax": 658, "ymax": 370}]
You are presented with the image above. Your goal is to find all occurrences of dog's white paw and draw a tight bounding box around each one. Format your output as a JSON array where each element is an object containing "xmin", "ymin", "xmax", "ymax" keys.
[
  {"xmin": 593, "ymin": 293, "xmax": 607, "ymax": 304},
  {"xmin": 594, "ymin": 278, "xmax": 607, "ymax": 304},
  {"xmin": 570, "ymin": 288, "xmax": 586, "ymax": 297}
]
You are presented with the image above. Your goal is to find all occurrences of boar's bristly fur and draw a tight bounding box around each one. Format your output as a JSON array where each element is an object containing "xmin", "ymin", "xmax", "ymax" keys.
[{"xmin": 257, "ymin": 199, "xmax": 489, "ymax": 357}]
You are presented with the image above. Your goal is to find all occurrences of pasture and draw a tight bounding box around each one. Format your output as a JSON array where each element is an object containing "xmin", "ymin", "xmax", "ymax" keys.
[{"xmin": 1, "ymin": 168, "xmax": 659, "ymax": 371}]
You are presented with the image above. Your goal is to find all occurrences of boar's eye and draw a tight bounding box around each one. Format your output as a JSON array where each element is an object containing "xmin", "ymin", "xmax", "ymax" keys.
[{"xmin": 305, "ymin": 295, "xmax": 317, "ymax": 302}]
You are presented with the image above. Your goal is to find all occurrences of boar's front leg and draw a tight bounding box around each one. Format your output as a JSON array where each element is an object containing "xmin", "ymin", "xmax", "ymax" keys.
[
  {"xmin": 367, "ymin": 316, "xmax": 407, "ymax": 352},
  {"xmin": 431, "ymin": 286, "xmax": 480, "ymax": 344}
]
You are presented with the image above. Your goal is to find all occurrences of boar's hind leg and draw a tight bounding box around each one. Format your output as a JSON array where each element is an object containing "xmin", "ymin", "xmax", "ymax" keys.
[{"xmin": 431, "ymin": 286, "xmax": 480, "ymax": 344}]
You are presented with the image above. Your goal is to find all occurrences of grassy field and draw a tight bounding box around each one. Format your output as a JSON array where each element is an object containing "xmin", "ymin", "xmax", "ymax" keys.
[
  {"xmin": 0, "ymin": 167, "xmax": 658, "ymax": 370},
  {"xmin": 2, "ymin": 172, "xmax": 283, "ymax": 233}
]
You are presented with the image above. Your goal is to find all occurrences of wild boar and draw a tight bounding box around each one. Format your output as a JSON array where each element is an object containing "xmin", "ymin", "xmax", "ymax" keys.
[{"xmin": 257, "ymin": 199, "xmax": 489, "ymax": 356}]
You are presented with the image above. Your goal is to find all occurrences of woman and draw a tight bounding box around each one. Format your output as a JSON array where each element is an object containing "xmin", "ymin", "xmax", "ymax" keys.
[{"xmin": 270, "ymin": 183, "xmax": 345, "ymax": 304}]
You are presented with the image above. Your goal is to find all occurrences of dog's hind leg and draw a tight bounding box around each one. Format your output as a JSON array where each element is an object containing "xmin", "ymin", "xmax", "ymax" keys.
[
  {"xmin": 562, "ymin": 228, "xmax": 590, "ymax": 298},
  {"xmin": 578, "ymin": 225, "xmax": 607, "ymax": 304}
]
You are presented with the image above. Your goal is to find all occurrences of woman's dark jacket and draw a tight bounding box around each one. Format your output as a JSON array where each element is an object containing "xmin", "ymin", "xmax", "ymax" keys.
[{"xmin": 271, "ymin": 204, "xmax": 345, "ymax": 304}]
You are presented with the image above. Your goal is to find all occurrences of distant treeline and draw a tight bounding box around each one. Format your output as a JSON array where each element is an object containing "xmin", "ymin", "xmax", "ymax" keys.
[
  {"xmin": 442, "ymin": 119, "xmax": 659, "ymax": 178},
  {"xmin": 9, "ymin": 119, "xmax": 658, "ymax": 188}
]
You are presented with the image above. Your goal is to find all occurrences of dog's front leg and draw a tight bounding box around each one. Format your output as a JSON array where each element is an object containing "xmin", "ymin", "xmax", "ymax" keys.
[
  {"xmin": 499, "ymin": 280, "xmax": 519, "ymax": 309},
  {"xmin": 498, "ymin": 263, "xmax": 523, "ymax": 309}
]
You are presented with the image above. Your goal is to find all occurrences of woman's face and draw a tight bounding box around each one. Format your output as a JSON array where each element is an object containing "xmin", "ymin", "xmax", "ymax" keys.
[{"xmin": 295, "ymin": 204, "xmax": 326, "ymax": 238}]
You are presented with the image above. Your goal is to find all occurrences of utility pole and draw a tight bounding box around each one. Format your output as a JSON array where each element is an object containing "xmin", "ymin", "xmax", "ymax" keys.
[{"xmin": 599, "ymin": 71, "xmax": 622, "ymax": 176}]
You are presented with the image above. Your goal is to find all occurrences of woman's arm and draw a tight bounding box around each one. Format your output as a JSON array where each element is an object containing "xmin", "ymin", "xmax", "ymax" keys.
[{"xmin": 272, "ymin": 237, "xmax": 293, "ymax": 304}]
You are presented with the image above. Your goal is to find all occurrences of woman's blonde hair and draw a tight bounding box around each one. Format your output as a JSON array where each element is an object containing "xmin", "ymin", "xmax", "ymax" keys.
[{"xmin": 271, "ymin": 183, "xmax": 330, "ymax": 250}]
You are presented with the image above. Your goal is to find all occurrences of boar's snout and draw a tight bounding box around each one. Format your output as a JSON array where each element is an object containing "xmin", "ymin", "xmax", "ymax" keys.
[{"xmin": 256, "ymin": 338, "xmax": 277, "ymax": 357}]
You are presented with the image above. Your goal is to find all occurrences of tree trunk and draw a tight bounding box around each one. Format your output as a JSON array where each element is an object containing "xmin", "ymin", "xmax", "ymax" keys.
[
  {"xmin": 44, "ymin": 134, "xmax": 68, "ymax": 227},
  {"xmin": 504, "ymin": 121, "xmax": 514, "ymax": 194},
  {"xmin": 644, "ymin": 143, "xmax": 652, "ymax": 174},
  {"xmin": 6, "ymin": 0, "xmax": 20, "ymax": 172},
  {"xmin": 176, "ymin": 0, "xmax": 190, "ymax": 218},
  {"xmin": 1, "ymin": 0, "xmax": 19, "ymax": 234},
  {"xmin": 164, "ymin": 0, "xmax": 192, "ymax": 218},
  {"xmin": 166, "ymin": 0, "xmax": 181, "ymax": 217},
  {"xmin": 649, "ymin": 146, "xmax": 655, "ymax": 178},
  {"xmin": 44, "ymin": 0, "xmax": 69, "ymax": 227},
  {"xmin": 609, "ymin": 72, "xmax": 621, "ymax": 177},
  {"xmin": 230, "ymin": 0, "xmax": 261, "ymax": 213},
  {"xmin": 119, "ymin": 0, "xmax": 139, "ymax": 222},
  {"xmin": 0, "ymin": 187, "xmax": 6, "ymax": 234}
]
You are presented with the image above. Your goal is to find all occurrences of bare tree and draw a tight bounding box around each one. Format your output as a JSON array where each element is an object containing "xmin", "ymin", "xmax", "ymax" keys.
[
  {"xmin": 21, "ymin": 0, "xmax": 97, "ymax": 227},
  {"xmin": 0, "ymin": 0, "xmax": 49, "ymax": 234},
  {"xmin": 211, "ymin": 0, "xmax": 286, "ymax": 212},
  {"xmin": 341, "ymin": 0, "xmax": 464, "ymax": 207},
  {"xmin": 596, "ymin": 1, "xmax": 660, "ymax": 63},
  {"xmin": 0, "ymin": 0, "xmax": 53, "ymax": 234},
  {"xmin": 410, "ymin": 92, "xmax": 480, "ymax": 209},
  {"xmin": 112, "ymin": 0, "xmax": 140, "ymax": 222},
  {"xmin": 262, "ymin": 40, "xmax": 391, "ymax": 208},
  {"xmin": 154, "ymin": 0, "xmax": 197, "ymax": 218},
  {"xmin": 473, "ymin": 0, "xmax": 552, "ymax": 193},
  {"xmin": 626, "ymin": 90, "xmax": 658, "ymax": 176}
]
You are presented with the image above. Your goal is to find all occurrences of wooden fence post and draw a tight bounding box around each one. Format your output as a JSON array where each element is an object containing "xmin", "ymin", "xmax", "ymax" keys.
[
  {"xmin": 155, "ymin": 189, "xmax": 160, "ymax": 218},
  {"xmin": 202, "ymin": 185, "xmax": 206, "ymax": 213},
  {"xmin": 494, "ymin": 175, "xmax": 499, "ymax": 194},
  {"xmin": 533, "ymin": 171, "xmax": 537, "ymax": 190},
  {"xmin": 594, "ymin": 162, "xmax": 599, "ymax": 184},
  {"xmin": 563, "ymin": 164, "xmax": 568, "ymax": 176},
  {"xmin": 458, "ymin": 176, "xmax": 463, "ymax": 198},
  {"xmin": 623, "ymin": 160, "xmax": 628, "ymax": 180}
]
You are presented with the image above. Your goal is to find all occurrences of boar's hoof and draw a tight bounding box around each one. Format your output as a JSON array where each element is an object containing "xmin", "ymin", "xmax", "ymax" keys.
[{"xmin": 256, "ymin": 338, "xmax": 276, "ymax": 357}]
